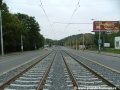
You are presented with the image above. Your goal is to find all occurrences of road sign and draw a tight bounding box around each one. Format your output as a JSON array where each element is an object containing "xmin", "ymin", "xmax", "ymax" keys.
[{"xmin": 98, "ymin": 39, "xmax": 102, "ymax": 45}]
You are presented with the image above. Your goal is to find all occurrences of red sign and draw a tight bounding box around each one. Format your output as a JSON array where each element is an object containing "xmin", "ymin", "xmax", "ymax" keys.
[{"xmin": 93, "ymin": 21, "xmax": 119, "ymax": 31}]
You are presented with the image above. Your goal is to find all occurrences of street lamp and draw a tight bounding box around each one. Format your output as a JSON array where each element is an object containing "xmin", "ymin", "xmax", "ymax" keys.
[
  {"xmin": 91, "ymin": 19, "xmax": 101, "ymax": 53},
  {"xmin": 76, "ymin": 35, "xmax": 77, "ymax": 50},
  {"xmin": 79, "ymin": 30, "xmax": 85, "ymax": 50},
  {"xmin": 0, "ymin": 10, "xmax": 4, "ymax": 56},
  {"xmin": 44, "ymin": 35, "xmax": 46, "ymax": 47},
  {"xmin": 83, "ymin": 33, "xmax": 84, "ymax": 46},
  {"xmin": 76, "ymin": 30, "xmax": 81, "ymax": 50},
  {"xmin": 21, "ymin": 35, "xmax": 23, "ymax": 52}
]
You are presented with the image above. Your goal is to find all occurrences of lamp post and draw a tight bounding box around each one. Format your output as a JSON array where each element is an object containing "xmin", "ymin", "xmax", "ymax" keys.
[
  {"xmin": 21, "ymin": 35, "xmax": 23, "ymax": 53},
  {"xmin": 76, "ymin": 35, "xmax": 77, "ymax": 50},
  {"xmin": 0, "ymin": 10, "xmax": 4, "ymax": 56},
  {"xmin": 79, "ymin": 30, "xmax": 85, "ymax": 50},
  {"xmin": 69, "ymin": 36, "xmax": 72, "ymax": 48},
  {"xmin": 83, "ymin": 33, "xmax": 84, "ymax": 47},
  {"xmin": 76, "ymin": 30, "xmax": 81, "ymax": 50},
  {"xmin": 19, "ymin": 18, "xmax": 24, "ymax": 53},
  {"xmin": 92, "ymin": 19, "xmax": 101, "ymax": 53},
  {"xmin": 44, "ymin": 35, "xmax": 46, "ymax": 48},
  {"xmin": 35, "ymin": 44, "xmax": 36, "ymax": 50},
  {"xmin": 82, "ymin": 33, "xmax": 85, "ymax": 51}
]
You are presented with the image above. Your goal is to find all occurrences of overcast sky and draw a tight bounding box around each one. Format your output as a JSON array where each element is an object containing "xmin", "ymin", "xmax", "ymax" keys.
[{"xmin": 3, "ymin": 0, "xmax": 120, "ymax": 40}]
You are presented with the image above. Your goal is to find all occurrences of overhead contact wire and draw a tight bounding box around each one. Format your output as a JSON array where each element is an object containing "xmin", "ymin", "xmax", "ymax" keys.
[
  {"xmin": 63, "ymin": 0, "xmax": 81, "ymax": 35},
  {"xmin": 39, "ymin": 0, "xmax": 55, "ymax": 36}
]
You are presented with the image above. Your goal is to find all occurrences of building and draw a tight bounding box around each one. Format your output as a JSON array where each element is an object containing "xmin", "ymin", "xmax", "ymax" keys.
[{"xmin": 115, "ymin": 37, "xmax": 120, "ymax": 49}]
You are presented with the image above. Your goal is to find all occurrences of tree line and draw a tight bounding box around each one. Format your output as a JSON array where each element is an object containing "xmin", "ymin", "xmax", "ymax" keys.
[
  {"xmin": 58, "ymin": 29, "xmax": 120, "ymax": 49},
  {"xmin": 0, "ymin": 2, "xmax": 44, "ymax": 53},
  {"xmin": 93, "ymin": 30, "xmax": 120, "ymax": 48},
  {"xmin": 58, "ymin": 33, "xmax": 94, "ymax": 49}
]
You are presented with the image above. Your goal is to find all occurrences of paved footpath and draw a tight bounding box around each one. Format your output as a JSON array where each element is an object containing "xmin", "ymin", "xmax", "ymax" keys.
[{"xmin": 0, "ymin": 49, "xmax": 51, "ymax": 76}]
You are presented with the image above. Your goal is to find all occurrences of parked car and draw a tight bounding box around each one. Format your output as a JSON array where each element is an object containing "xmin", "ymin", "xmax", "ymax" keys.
[{"xmin": 44, "ymin": 48, "xmax": 48, "ymax": 50}]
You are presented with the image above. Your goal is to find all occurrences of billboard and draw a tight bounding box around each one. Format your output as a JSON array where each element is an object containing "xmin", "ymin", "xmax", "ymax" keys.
[{"xmin": 93, "ymin": 21, "xmax": 119, "ymax": 31}]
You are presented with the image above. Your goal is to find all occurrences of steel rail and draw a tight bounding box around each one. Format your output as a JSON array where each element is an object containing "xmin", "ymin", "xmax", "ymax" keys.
[
  {"xmin": 37, "ymin": 51, "xmax": 57, "ymax": 90},
  {"xmin": 61, "ymin": 52, "xmax": 79, "ymax": 90},
  {"xmin": 0, "ymin": 52, "xmax": 52, "ymax": 89},
  {"xmin": 63, "ymin": 51, "xmax": 120, "ymax": 90}
]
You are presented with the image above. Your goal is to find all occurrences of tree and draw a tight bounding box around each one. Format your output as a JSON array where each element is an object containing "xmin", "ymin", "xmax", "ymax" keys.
[
  {"xmin": 1, "ymin": 3, "xmax": 44, "ymax": 53},
  {"xmin": 2, "ymin": 3, "xmax": 22, "ymax": 52},
  {"xmin": 0, "ymin": 0, "xmax": 2, "ymax": 10},
  {"xmin": 16, "ymin": 13, "xmax": 44, "ymax": 50}
]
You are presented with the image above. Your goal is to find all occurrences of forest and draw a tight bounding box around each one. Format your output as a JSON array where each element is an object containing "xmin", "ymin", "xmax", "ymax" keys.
[{"xmin": 0, "ymin": 2, "xmax": 44, "ymax": 53}]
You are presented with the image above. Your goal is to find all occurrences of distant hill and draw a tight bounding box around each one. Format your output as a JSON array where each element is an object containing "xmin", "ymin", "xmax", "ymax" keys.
[{"xmin": 57, "ymin": 33, "xmax": 94, "ymax": 47}]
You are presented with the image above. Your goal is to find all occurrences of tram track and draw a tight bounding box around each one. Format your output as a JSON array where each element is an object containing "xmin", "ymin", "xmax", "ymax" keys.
[
  {"xmin": 0, "ymin": 51, "xmax": 56, "ymax": 90},
  {"xmin": 0, "ymin": 49, "xmax": 120, "ymax": 90},
  {"xmin": 39, "ymin": 50, "xmax": 119, "ymax": 90},
  {"xmin": 42, "ymin": 51, "xmax": 75, "ymax": 90},
  {"xmin": 62, "ymin": 50, "xmax": 120, "ymax": 90}
]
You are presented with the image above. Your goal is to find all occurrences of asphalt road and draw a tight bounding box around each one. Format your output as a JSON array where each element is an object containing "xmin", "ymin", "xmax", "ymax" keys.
[
  {"xmin": 62, "ymin": 47, "xmax": 120, "ymax": 72},
  {"xmin": 0, "ymin": 49, "xmax": 51, "ymax": 75},
  {"xmin": 0, "ymin": 46, "xmax": 120, "ymax": 76}
]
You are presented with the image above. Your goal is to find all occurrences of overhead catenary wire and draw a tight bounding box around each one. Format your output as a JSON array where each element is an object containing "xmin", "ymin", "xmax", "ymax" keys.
[
  {"xmin": 66, "ymin": 0, "xmax": 81, "ymax": 27},
  {"xmin": 3, "ymin": 1, "xmax": 120, "ymax": 6},
  {"xmin": 63, "ymin": 0, "xmax": 81, "ymax": 35},
  {"xmin": 52, "ymin": 22, "xmax": 92, "ymax": 26},
  {"xmin": 39, "ymin": 0, "xmax": 55, "ymax": 37}
]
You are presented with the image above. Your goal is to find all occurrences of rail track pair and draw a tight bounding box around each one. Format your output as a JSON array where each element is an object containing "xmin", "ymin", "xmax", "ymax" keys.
[{"xmin": 0, "ymin": 50, "xmax": 120, "ymax": 90}]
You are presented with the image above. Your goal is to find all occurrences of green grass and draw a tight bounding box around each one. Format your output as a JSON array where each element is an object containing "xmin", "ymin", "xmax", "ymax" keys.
[
  {"xmin": 89, "ymin": 48, "xmax": 120, "ymax": 54},
  {"xmin": 101, "ymin": 49, "xmax": 120, "ymax": 54},
  {"xmin": 39, "ymin": 47, "xmax": 44, "ymax": 50}
]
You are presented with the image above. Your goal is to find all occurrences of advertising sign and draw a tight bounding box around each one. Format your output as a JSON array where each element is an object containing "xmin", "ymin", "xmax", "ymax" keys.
[
  {"xmin": 104, "ymin": 43, "xmax": 110, "ymax": 47},
  {"xmin": 93, "ymin": 21, "xmax": 119, "ymax": 31}
]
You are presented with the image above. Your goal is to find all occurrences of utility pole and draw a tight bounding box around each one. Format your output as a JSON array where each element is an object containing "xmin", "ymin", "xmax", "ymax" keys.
[
  {"xmin": 92, "ymin": 19, "xmax": 101, "ymax": 53},
  {"xmin": 21, "ymin": 35, "xmax": 23, "ymax": 53},
  {"xmin": 98, "ymin": 21, "xmax": 101, "ymax": 53},
  {"xmin": 0, "ymin": 10, "xmax": 4, "ymax": 56},
  {"xmin": 76, "ymin": 35, "xmax": 77, "ymax": 50},
  {"xmin": 83, "ymin": 33, "xmax": 85, "ymax": 50},
  {"xmin": 83, "ymin": 33, "xmax": 84, "ymax": 46}
]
